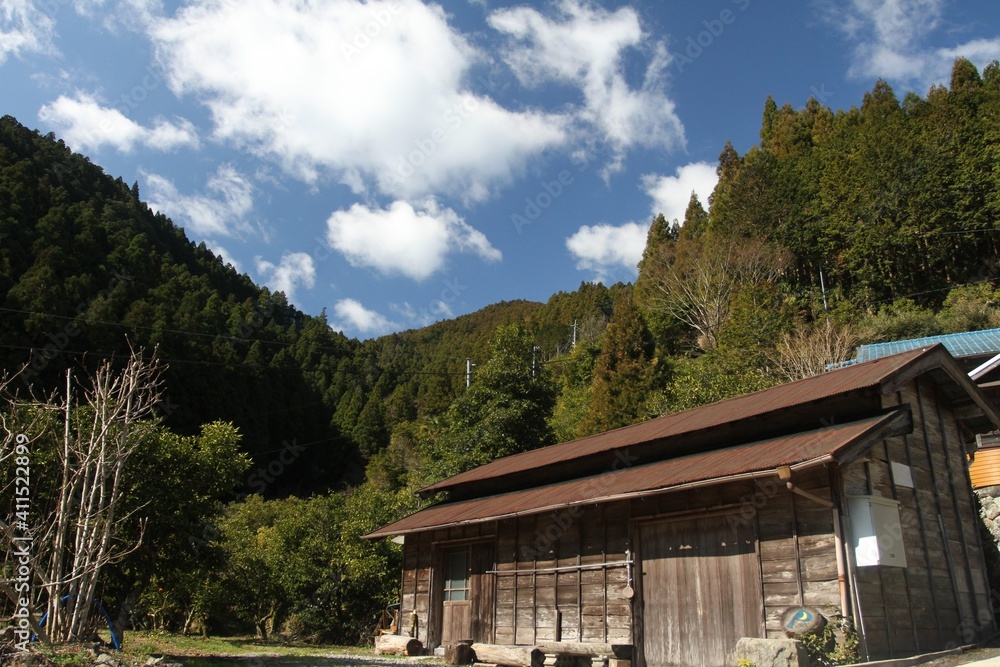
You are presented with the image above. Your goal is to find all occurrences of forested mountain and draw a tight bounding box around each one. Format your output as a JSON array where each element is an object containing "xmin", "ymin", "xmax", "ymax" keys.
[
  {"xmin": 2, "ymin": 58, "xmax": 1000, "ymax": 645},
  {"xmin": 0, "ymin": 113, "xmax": 625, "ymax": 494},
  {"xmin": 706, "ymin": 58, "xmax": 1000, "ymax": 306},
  {"xmin": 1, "ymin": 114, "xmax": 359, "ymax": 493}
]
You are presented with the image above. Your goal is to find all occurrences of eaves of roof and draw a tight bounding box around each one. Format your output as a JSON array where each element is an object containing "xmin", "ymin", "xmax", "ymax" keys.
[{"xmin": 365, "ymin": 409, "xmax": 909, "ymax": 540}]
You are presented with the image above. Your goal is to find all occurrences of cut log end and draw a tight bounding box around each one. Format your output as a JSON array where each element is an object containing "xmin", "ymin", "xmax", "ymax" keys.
[{"xmin": 445, "ymin": 642, "xmax": 476, "ymax": 665}]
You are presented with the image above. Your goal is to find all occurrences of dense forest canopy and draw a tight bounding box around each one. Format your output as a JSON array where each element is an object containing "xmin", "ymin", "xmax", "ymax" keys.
[{"xmin": 2, "ymin": 57, "xmax": 1000, "ymax": 646}]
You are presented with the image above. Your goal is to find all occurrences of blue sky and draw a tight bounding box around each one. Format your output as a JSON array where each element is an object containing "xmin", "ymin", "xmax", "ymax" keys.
[{"xmin": 2, "ymin": 0, "xmax": 999, "ymax": 338}]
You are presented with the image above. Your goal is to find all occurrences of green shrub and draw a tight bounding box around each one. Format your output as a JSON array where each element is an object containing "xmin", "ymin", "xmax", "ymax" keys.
[{"xmin": 800, "ymin": 616, "xmax": 860, "ymax": 666}]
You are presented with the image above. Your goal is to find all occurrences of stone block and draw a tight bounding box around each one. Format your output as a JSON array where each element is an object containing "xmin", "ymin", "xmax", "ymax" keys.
[{"xmin": 733, "ymin": 637, "xmax": 807, "ymax": 667}]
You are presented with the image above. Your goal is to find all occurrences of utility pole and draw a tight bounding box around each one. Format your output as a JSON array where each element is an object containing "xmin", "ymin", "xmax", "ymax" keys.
[
  {"xmin": 466, "ymin": 357, "xmax": 475, "ymax": 388},
  {"xmin": 572, "ymin": 319, "xmax": 578, "ymax": 349},
  {"xmin": 819, "ymin": 268, "xmax": 829, "ymax": 312}
]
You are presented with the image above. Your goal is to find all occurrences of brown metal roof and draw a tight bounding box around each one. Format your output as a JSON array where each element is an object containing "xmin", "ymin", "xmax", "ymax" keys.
[
  {"xmin": 365, "ymin": 410, "xmax": 904, "ymax": 539},
  {"xmin": 420, "ymin": 346, "xmax": 938, "ymax": 496}
]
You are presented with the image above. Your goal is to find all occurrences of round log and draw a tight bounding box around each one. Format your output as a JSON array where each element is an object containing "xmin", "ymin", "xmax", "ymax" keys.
[
  {"xmin": 535, "ymin": 642, "xmax": 633, "ymax": 659},
  {"xmin": 375, "ymin": 633, "xmax": 423, "ymax": 656},
  {"xmin": 471, "ymin": 643, "xmax": 544, "ymax": 667}
]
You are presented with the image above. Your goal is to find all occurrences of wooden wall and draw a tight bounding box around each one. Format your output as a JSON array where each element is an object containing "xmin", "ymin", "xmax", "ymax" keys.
[
  {"xmin": 752, "ymin": 468, "xmax": 842, "ymax": 637},
  {"xmin": 492, "ymin": 501, "xmax": 632, "ymax": 645},
  {"xmin": 841, "ymin": 377, "xmax": 995, "ymax": 660},
  {"xmin": 622, "ymin": 475, "xmax": 842, "ymax": 641},
  {"xmin": 399, "ymin": 476, "xmax": 844, "ymax": 652},
  {"xmin": 399, "ymin": 522, "xmax": 498, "ymax": 646}
]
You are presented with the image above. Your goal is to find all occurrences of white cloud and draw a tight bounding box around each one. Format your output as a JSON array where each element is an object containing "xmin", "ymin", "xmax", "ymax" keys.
[
  {"xmin": 825, "ymin": 0, "xmax": 1000, "ymax": 89},
  {"xmin": 642, "ymin": 161, "xmax": 718, "ymax": 225},
  {"xmin": 565, "ymin": 221, "xmax": 648, "ymax": 282},
  {"xmin": 144, "ymin": 164, "xmax": 254, "ymax": 238},
  {"xmin": 150, "ymin": 0, "xmax": 566, "ymax": 202},
  {"xmin": 38, "ymin": 92, "xmax": 199, "ymax": 153},
  {"xmin": 332, "ymin": 298, "xmax": 397, "ymax": 336},
  {"xmin": 0, "ymin": 0, "xmax": 56, "ymax": 63},
  {"xmin": 937, "ymin": 38, "xmax": 1000, "ymax": 75},
  {"xmin": 390, "ymin": 299, "xmax": 454, "ymax": 328},
  {"xmin": 566, "ymin": 161, "xmax": 718, "ymax": 280},
  {"xmin": 489, "ymin": 0, "xmax": 684, "ymax": 178},
  {"xmin": 326, "ymin": 200, "xmax": 501, "ymax": 282},
  {"xmin": 255, "ymin": 252, "xmax": 316, "ymax": 301},
  {"xmin": 144, "ymin": 116, "xmax": 198, "ymax": 150},
  {"xmin": 101, "ymin": 0, "xmax": 164, "ymax": 32}
]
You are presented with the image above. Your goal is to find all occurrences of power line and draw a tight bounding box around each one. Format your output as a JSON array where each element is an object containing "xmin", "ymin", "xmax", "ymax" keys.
[
  {"xmin": 0, "ymin": 306, "xmax": 472, "ymax": 377},
  {"xmin": 0, "ymin": 305, "xmax": 350, "ymax": 354},
  {"xmin": 0, "ymin": 342, "xmax": 464, "ymax": 377}
]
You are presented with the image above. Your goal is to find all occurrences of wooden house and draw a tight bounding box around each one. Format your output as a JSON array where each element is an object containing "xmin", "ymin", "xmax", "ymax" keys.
[{"xmin": 365, "ymin": 345, "xmax": 1000, "ymax": 666}]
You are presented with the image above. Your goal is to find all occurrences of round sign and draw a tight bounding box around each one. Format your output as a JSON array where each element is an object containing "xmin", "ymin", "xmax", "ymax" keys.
[{"xmin": 780, "ymin": 606, "xmax": 826, "ymax": 637}]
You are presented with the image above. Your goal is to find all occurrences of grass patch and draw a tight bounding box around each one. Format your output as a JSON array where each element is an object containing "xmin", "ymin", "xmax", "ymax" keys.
[{"xmin": 115, "ymin": 631, "xmax": 373, "ymax": 660}]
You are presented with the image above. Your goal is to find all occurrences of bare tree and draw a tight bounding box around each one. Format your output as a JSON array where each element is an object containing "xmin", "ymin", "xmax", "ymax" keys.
[
  {"xmin": 1, "ymin": 347, "xmax": 163, "ymax": 644},
  {"xmin": 648, "ymin": 236, "xmax": 789, "ymax": 350},
  {"xmin": 770, "ymin": 321, "xmax": 858, "ymax": 382}
]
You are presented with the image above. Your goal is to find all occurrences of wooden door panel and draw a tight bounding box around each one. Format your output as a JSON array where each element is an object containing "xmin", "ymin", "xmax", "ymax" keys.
[
  {"xmin": 639, "ymin": 515, "xmax": 763, "ymax": 667},
  {"xmin": 437, "ymin": 542, "xmax": 495, "ymax": 647},
  {"xmin": 442, "ymin": 601, "xmax": 472, "ymax": 644}
]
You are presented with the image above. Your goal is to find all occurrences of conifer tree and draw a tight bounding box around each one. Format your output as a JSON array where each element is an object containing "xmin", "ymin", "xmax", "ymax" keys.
[
  {"xmin": 579, "ymin": 293, "xmax": 654, "ymax": 435},
  {"xmin": 679, "ymin": 192, "xmax": 709, "ymax": 240},
  {"xmin": 433, "ymin": 325, "xmax": 556, "ymax": 475}
]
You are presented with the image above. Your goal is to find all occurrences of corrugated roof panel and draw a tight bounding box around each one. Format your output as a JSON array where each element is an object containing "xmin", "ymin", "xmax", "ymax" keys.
[
  {"xmin": 366, "ymin": 412, "xmax": 899, "ymax": 539},
  {"xmin": 855, "ymin": 328, "xmax": 1000, "ymax": 363},
  {"xmin": 421, "ymin": 346, "xmax": 933, "ymax": 495}
]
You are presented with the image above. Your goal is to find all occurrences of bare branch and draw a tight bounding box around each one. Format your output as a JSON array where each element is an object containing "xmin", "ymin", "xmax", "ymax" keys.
[
  {"xmin": 770, "ymin": 320, "xmax": 859, "ymax": 382},
  {"xmin": 647, "ymin": 235, "xmax": 789, "ymax": 350}
]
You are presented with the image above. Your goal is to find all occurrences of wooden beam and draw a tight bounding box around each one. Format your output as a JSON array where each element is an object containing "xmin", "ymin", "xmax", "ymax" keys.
[{"xmin": 536, "ymin": 642, "xmax": 633, "ymax": 658}]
